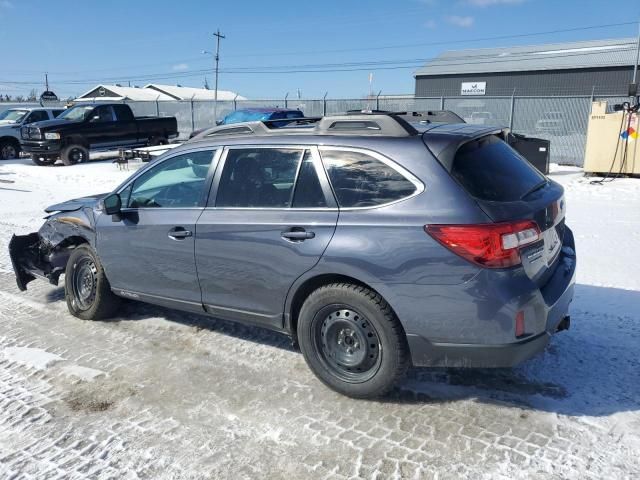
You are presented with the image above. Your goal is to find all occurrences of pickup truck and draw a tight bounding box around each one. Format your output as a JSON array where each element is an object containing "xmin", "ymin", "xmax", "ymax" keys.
[
  {"xmin": 0, "ymin": 107, "xmax": 65, "ymax": 160},
  {"xmin": 21, "ymin": 103, "xmax": 178, "ymax": 166}
]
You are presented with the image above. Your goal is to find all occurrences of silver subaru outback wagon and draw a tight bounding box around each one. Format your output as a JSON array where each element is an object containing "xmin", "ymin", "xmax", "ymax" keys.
[{"xmin": 9, "ymin": 114, "xmax": 576, "ymax": 398}]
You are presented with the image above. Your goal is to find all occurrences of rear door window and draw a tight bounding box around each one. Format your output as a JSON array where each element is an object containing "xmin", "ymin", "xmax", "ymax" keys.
[
  {"xmin": 451, "ymin": 135, "xmax": 546, "ymax": 202},
  {"xmin": 215, "ymin": 148, "xmax": 303, "ymax": 208},
  {"xmin": 25, "ymin": 111, "xmax": 49, "ymax": 123},
  {"xmin": 113, "ymin": 105, "xmax": 134, "ymax": 121},
  {"xmin": 319, "ymin": 149, "xmax": 417, "ymax": 208}
]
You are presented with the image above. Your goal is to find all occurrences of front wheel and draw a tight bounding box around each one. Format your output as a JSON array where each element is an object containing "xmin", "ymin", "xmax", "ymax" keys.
[
  {"xmin": 297, "ymin": 283, "xmax": 409, "ymax": 398},
  {"xmin": 65, "ymin": 245, "xmax": 121, "ymax": 320}
]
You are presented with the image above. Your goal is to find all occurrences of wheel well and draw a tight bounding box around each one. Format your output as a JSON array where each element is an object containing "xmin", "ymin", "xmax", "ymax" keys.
[
  {"xmin": 55, "ymin": 236, "xmax": 90, "ymax": 251},
  {"xmin": 288, "ymin": 273, "xmax": 389, "ymax": 339},
  {"xmin": 64, "ymin": 136, "xmax": 88, "ymax": 148},
  {"xmin": 0, "ymin": 136, "xmax": 20, "ymax": 147}
]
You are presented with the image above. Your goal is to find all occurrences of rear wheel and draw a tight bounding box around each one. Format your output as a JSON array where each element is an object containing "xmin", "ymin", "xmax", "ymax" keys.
[
  {"xmin": 148, "ymin": 136, "xmax": 167, "ymax": 147},
  {"xmin": 61, "ymin": 144, "xmax": 89, "ymax": 166},
  {"xmin": 65, "ymin": 245, "xmax": 121, "ymax": 320},
  {"xmin": 0, "ymin": 140, "xmax": 20, "ymax": 160},
  {"xmin": 298, "ymin": 283, "xmax": 409, "ymax": 398},
  {"xmin": 31, "ymin": 155, "xmax": 56, "ymax": 166}
]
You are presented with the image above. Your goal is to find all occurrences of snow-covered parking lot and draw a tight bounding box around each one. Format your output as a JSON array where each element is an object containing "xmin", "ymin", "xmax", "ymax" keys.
[{"xmin": 0, "ymin": 158, "xmax": 638, "ymax": 479}]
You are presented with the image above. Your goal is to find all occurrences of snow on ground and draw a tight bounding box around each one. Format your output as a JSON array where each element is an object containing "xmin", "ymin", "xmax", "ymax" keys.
[{"xmin": 0, "ymin": 157, "xmax": 639, "ymax": 479}]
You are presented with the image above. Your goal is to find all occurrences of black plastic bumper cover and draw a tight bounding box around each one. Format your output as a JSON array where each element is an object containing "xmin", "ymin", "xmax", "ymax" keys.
[{"xmin": 407, "ymin": 332, "xmax": 551, "ymax": 368}]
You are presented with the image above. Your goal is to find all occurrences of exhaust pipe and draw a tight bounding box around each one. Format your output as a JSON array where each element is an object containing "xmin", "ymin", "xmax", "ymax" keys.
[{"xmin": 556, "ymin": 315, "xmax": 570, "ymax": 333}]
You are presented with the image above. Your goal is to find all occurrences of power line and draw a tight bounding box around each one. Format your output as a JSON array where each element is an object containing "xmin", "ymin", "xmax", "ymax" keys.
[
  {"xmin": 222, "ymin": 21, "xmax": 640, "ymax": 58},
  {"xmin": 3, "ymin": 44, "xmax": 638, "ymax": 86},
  {"xmin": 1, "ymin": 20, "xmax": 637, "ymax": 78}
]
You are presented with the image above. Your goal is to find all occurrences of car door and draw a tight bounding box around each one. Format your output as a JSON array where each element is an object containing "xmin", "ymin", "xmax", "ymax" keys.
[
  {"xmin": 195, "ymin": 145, "xmax": 338, "ymax": 328},
  {"xmin": 84, "ymin": 105, "xmax": 119, "ymax": 147},
  {"xmin": 96, "ymin": 148, "xmax": 219, "ymax": 311},
  {"xmin": 112, "ymin": 104, "xmax": 138, "ymax": 145}
]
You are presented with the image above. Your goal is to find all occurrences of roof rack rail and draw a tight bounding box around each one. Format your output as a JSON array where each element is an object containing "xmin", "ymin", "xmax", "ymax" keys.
[{"xmin": 189, "ymin": 112, "xmax": 419, "ymax": 141}]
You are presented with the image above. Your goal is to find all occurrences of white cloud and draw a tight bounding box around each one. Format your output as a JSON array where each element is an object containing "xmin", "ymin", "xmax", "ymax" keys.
[
  {"xmin": 466, "ymin": 0, "xmax": 524, "ymax": 6},
  {"xmin": 172, "ymin": 63, "xmax": 189, "ymax": 71},
  {"xmin": 424, "ymin": 19, "xmax": 437, "ymax": 29},
  {"xmin": 446, "ymin": 15, "xmax": 474, "ymax": 27}
]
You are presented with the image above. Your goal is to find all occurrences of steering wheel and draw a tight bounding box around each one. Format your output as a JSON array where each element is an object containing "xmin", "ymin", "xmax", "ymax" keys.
[{"xmin": 160, "ymin": 182, "xmax": 199, "ymax": 207}]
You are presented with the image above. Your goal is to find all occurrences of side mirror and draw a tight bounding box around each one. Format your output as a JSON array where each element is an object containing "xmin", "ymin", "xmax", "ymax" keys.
[
  {"xmin": 91, "ymin": 115, "xmax": 100, "ymax": 122},
  {"xmin": 103, "ymin": 193, "xmax": 121, "ymax": 215},
  {"xmin": 216, "ymin": 119, "xmax": 223, "ymax": 126}
]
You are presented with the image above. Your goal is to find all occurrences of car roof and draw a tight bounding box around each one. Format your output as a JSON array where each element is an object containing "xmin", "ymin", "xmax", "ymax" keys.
[
  {"xmin": 6, "ymin": 107, "xmax": 56, "ymax": 111},
  {"xmin": 228, "ymin": 107, "xmax": 301, "ymax": 113}
]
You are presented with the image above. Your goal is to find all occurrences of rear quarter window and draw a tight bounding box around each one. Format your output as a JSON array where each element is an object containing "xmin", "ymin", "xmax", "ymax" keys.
[
  {"xmin": 451, "ymin": 135, "xmax": 545, "ymax": 202},
  {"xmin": 320, "ymin": 149, "xmax": 417, "ymax": 208}
]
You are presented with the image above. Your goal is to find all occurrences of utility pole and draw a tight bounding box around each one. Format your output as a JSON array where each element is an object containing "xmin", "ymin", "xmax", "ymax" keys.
[
  {"xmin": 213, "ymin": 29, "xmax": 225, "ymax": 122},
  {"xmin": 633, "ymin": 19, "xmax": 640, "ymax": 85},
  {"xmin": 45, "ymin": 72, "xmax": 49, "ymax": 91}
]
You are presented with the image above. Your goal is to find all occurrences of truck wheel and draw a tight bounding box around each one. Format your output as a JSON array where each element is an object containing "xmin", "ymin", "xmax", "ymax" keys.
[
  {"xmin": 148, "ymin": 136, "xmax": 167, "ymax": 147},
  {"xmin": 65, "ymin": 245, "xmax": 121, "ymax": 320},
  {"xmin": 297, "ymin": 283, "xmax": 409, "ymax": 398},
  {"xmin": 61, "ymin": 144, "xmax": 89, "ymax": 166},
  {"xmin": 31, "ymin": 155, "xmax": 56, "ymax": 166},
  {"xmin": 0, "ymin": 140, "xmax": 20, "ymax": 160}
]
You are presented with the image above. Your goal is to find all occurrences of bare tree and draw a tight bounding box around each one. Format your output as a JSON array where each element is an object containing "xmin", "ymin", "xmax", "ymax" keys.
[
  {"xmin": 15, "ymin": 95, "xmax": 25, "ymax": 102},
  {"xmin": 27, "ymin": 89, "xmax": 38, "ymax": 101}
]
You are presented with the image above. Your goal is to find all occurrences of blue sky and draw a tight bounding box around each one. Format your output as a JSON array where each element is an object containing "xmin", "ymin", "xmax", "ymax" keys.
[{"xmin": 0, "ymin": 0, "xmax": 639, "ymax": 99}]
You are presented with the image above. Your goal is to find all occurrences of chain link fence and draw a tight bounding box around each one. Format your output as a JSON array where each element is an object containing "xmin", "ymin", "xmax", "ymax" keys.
[
  {"xmin": 2, "ymin": 93, "xmax": 633, "ymax": 166},
  {"xmin": 123, "ymin": 94, "xmax": 630, "ymax": 166}
]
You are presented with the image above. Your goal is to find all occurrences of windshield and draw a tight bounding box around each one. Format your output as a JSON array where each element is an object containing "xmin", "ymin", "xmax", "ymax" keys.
[
  {"xmin": 222, "ymin": 110, "xmax": 273, "ymax": 124},
  {"xmin": 57, "ymin": 105, "xmax": 95, "ymax": 121},
  {"xmin": 0, "ymin": 109, "xmax": 28, "ymax": 123}
]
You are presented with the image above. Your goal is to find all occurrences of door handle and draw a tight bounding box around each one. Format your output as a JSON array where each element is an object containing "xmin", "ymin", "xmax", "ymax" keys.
[
  {"xmin": 281, "ymin": 229, "xmax": 315, "ymax": 241},
  {"xmin": 168, "ymin": 227, "xmax": 193, "ymax": 240}
]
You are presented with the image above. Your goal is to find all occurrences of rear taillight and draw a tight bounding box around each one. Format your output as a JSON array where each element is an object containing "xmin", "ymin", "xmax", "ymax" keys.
[{"xmin": 425, "ymin": 220, "xmax": 541, "ymax": 268}]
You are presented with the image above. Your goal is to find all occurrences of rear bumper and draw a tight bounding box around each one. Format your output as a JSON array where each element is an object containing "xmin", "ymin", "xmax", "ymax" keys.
[
  {"xmin": 407, "ymin": 330, "xmax": 552, "ymax": 368},
  {"xmin": 21, "ymin": 141, "xmax": 61, "ymax": 155},
  {"xmin": 404, "ymin": 227, "xmax": 576, "ymax": 368}
]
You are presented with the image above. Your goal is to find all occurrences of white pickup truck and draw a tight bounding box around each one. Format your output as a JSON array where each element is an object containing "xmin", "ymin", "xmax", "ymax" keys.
[{"xmin": 0, "ymin": 107, "xmax": 64, "ymax": 160}]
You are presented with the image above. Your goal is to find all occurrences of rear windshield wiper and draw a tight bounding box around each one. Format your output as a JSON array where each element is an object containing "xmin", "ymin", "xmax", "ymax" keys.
[{"xmin": 520, "ymin": 180, "xmax": 548, "ymax": 200}]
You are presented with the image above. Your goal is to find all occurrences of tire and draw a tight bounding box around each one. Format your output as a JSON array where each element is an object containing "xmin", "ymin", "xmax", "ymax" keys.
[
  {"xmin": 61, "ymin": 144, "xmax": 89, "ymax": 166},
  {"xmin": 0, "ymin": 140, "xmax": 20, "ymax": 160},
  {"xmin": 148, "ymin": 136, "xmax": 167, "ymax": 147},
  {"xmin": 31, "ymin": 155, "xmax": 56, "ymax": 166},
  {"xmin": 297, "ymin": 283, "xmax": 409, "ymax": 398},
  {"xmin": 65, "ymin": 245, "xmax": 121, "ymax": 320}
]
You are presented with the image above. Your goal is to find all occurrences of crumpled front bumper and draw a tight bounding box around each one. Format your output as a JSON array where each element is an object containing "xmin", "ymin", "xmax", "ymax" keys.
[{"xmin": 9, "ymin": 233, "xmax": 66, "ymax": 291}]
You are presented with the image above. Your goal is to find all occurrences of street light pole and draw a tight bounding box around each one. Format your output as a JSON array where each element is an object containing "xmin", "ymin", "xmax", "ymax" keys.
[{"xmin": 213, "ymin": 29, "xmax": 225, "ymax": 122}]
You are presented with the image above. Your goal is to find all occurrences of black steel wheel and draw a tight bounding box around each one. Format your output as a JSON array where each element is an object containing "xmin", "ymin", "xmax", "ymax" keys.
[
  {"xmin": 298, "ymin": 283, "xmax": 409, "ymax": 398},
  {"xmin": 314, "ymin": 306, "xmax": 382, "ymax": 383},
  {"xmin": 65, "ymin": 245, "xmax": 121, "ymax": 320},
  {"xmin": 71, "ymin": 257, "xmax": 98, "ymax": 311}
]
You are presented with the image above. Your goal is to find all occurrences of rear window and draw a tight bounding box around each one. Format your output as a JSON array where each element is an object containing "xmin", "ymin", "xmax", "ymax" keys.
[{"xmin": 451, "ymin": 135, "xmax": 545, "ymax": 202}]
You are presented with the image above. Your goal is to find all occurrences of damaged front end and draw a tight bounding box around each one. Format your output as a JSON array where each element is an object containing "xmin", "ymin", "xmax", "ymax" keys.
[{"xmin": 9, "ymin": 194, "xmax": 103, "ymax": 291}]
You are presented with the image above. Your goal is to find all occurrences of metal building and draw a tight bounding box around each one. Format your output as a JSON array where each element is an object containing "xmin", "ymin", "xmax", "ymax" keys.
[{"xmin": 414, "ymin": 38, "xmax": 640, "ymax": 97}]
